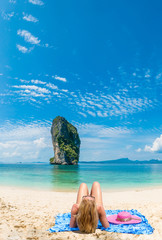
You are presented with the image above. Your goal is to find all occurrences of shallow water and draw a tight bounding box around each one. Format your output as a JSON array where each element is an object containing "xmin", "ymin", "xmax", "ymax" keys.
[{"xmin": 0, "ymin": 163, "xmax": 162, "ymax": 191}]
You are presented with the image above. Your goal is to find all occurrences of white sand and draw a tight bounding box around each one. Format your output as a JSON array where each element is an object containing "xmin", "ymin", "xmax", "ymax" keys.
[{"xmin": 0, "ymin": 185, "xmax": 162, "ymax": 240}]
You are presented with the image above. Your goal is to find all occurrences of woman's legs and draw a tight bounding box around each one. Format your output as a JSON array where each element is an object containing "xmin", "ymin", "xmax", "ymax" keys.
[
  {"xmin": 76, "ymin": 183, "xmax": 89, "ymax": 205},
  {"xmin": 90, "ymin": 182, "xmax": 103, "ymax": 206}
]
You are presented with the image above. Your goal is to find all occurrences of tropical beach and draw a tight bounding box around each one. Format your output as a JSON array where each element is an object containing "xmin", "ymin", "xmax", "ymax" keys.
[
  {"xmin": 1, "ymin": 0, "xmax": 162, "ymax": 239},
  {"xmin": 0, "ymin": 161, "xmax": 162, "ymax": 239},
  {"xmin": 0, "ymin": 185, "xmax": 162, "ymax": 240}
]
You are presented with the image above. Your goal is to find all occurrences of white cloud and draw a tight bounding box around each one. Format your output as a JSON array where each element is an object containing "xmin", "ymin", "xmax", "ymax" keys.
[
  {"xmin": 75, "ymin": 90, "xmax": 154, "ymax": 118},
  {"xmin": 136, "ymin": 148, "xmax": 142, "ymax": 152},
  {"xmin": 1, "ymin": 11, "xmax": 14, "ymax": 20},
  {"xmin": 97, "ymin": 111, "xmax": 107, "ymax": 117},
  {"xmin": 28, "ymin": 0, "xmax": 44, "ymax": 6},
  {"xmin": 13, "ymin": 85, "xmax": 50, "ymax": 94},
  {"xmin": 46, "ymin": 83, "xmax": 58, "ymax": 90},
  {"xmin": 9, "ymin": 0, "xmax": 16, "ymax": 3},
  {"xmin": 11, "ymin": 84, "xmax": 53, "ymax": 102},
  {"xmin": 7, "ymin": 67, "xmax": 157, "ymax": 115},
  {"xmin": 75, "ymin": 123, "xmax": 136, "ymax": 162},
  {"xmin": 53, "ymin": 92, "xmax": 59, "ymax": 95},
  {"xmin": 0, "ymin": 73, "xmax": 3, "ymax": 76},
  {"xmin": 87, "ymin": 100, "xmax": 103, "ymax": 109},
  {"xmin": 22, "ymin": 91, "xmax": 46, "ymax": 97},
  {"xmin": 156, "ymin": 73, "xmax": 162, "ymax": 80},
  {"xmin": 87, "ymin": 111, "xmax": 96, "ymax": 117},
  {"xmin": 3, "ymin": 151, "xmax": 21, "ymax": 158},
  {"xmin": 77, "ymin": 123, "xmax": 131, "ymax": 138},
  {"xmin": 16, "ymin": 44, "xmax": 32, "ymax": 53},
  {"xmin": 20, "ymin": 79, "xmax": 30, "ymax": 83},
  {"xmin": 144, "ymin": 135, "xmax": 162, "ymax": 153},
  {"xmin": 0, "ymin": 140, "xmax": 32, "ymax": 149},
  {"xmin": 0, "ymin": 142, "xmax": 11, "ymax": 148},
  {"xmin": 33, "ymin": 137, "xmax": 47, "ymax": 148},
  {"xmin": 23, "ymin": 13, "xmax": 38, "ymax": 22},
  {"xmin": 61, "ymin": 89, "xmax": 68, "ymax": 93},
  {"xmin": 144, "ymin": 69, "xmax": 151, "ymax": 78},
  {"xmin": 17, "ymin": 30, "xmax": 40, "ymax": 45},
  {"xmin": 0, "ymin": 121, "xmax": 53, "ymax": 162},
  {"xmin": 31, "ymin": 79, "xmax": 46, "ymax": 84},
  {"xmin": 99, "ymin": 127, "xmax": 131, "ymax": 137},
  {"xmin": 54, "ymin": 75, "xmax": 67, "ymax": 82},
  {"xmin": 78, "ymin": 112, "xmax": 87, "ymax": 117}
]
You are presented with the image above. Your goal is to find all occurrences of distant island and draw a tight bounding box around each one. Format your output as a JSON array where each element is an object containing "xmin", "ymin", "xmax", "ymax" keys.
[
  {"xmin": 81, "ymin": 158, "xmax": 162, "ymax": 164},
  {"xmin": 0, "ymin": 158, "xmax": 161, "ymax": 164}
]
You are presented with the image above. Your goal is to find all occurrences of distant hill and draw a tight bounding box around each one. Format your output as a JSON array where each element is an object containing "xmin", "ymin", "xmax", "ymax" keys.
[{"xmin": 81, "ymin": 158, "xmax": 162, "ymax": 164}]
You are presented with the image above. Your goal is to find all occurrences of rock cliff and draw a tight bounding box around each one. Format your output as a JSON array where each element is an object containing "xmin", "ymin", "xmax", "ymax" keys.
[{"xmin": 50, "ymin": 116, "xmax": 81, "ymax": 165}]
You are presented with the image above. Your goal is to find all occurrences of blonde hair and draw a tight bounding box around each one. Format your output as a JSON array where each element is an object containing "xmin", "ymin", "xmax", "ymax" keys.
[{"xmin": 76, "ymin": 198, "xmax": 98, "ymax": 233}]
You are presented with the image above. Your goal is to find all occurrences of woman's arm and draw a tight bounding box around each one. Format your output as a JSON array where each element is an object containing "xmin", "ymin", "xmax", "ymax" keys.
[
  {"xmin": 97, "ymin": 205, "xmax": 110, "ymax": 229},
  {"xmin": 70, "ymin": 203, "xmax": 79, "ymax": 228},
  {"xmin": 70, "ymin": 183, "xmax": 88, "ymax": 227}
]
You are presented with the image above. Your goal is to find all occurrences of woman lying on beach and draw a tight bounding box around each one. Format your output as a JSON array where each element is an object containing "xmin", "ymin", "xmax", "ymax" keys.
[{"xmin": 70, "ymin": 181, "xmax": 109, "ymax": 233}]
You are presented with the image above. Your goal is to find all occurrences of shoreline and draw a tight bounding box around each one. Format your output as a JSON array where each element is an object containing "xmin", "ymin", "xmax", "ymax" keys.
[
  {"xmin": 0, "ymin": 185, "xmax": 162, "ymax": 239},
  {"xmin": 1, "ymin": 182, "xmax": 162, "ymax": 193}
]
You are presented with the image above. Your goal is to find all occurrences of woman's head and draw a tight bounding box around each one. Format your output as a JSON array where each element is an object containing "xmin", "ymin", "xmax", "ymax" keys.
[{"xmin": 76, "ymin": 197, "xmax": 98, "ymax": 233}]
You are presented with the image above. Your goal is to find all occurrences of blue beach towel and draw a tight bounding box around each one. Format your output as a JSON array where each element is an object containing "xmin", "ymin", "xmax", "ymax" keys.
[{"xmin": 48, "ymin": 209, "xmax": 154, "ymax": 235}]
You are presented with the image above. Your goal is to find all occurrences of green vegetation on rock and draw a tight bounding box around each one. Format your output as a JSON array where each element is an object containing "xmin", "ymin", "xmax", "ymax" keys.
[
  {"xmin": 58, "ymin": 136, "xmax": 79, "ymax": 162},
  {"xmin": 50, "ymin": 157, "xmax": 54, "ymax": 163}
]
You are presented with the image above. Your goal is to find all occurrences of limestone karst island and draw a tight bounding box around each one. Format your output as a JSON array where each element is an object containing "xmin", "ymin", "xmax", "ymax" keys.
[{"xmin": 50, "ymin": 116, "xmax": 81, "ymax": 165}]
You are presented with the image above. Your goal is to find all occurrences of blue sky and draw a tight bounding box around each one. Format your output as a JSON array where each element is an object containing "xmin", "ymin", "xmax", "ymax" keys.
[{"xmin": 0, "ymin": 0, "xmax": 162, "ymax": 163}]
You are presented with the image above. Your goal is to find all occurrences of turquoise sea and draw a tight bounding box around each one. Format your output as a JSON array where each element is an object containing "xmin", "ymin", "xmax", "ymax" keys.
[{"xmin": 0, "ymin": 163, "xmax": 162, "ymax": 191}]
